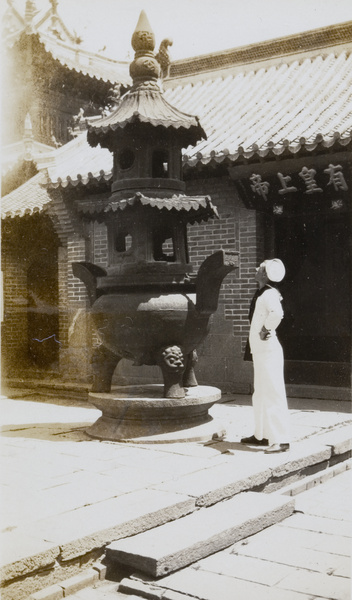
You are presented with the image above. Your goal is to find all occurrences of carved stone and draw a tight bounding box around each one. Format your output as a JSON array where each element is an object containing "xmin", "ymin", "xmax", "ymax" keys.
[{"xmin": 86, "ymin": 385, "xmax": 225, "ymax": 443}]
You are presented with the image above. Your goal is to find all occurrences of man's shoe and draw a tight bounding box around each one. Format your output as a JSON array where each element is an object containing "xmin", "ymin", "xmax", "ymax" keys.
[
  {"xmin": 241, "ymin": 435, "xmax": 269, "ymax": 446},
  {"xmin": 265, "ymin": 443, "xmax": 290, "ymax": 453}
]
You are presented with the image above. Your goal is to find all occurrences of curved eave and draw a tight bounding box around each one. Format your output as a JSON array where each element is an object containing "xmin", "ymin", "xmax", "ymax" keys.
[
  {"xmin": 38, "ymin": 33, "xmax": 131, "ymax": 85},
  {"xmin": 46, "ymin": 49, "xmax": 130, "ymax": 86},
  {"xmin": 87, "ymin": 89, "xmax": 206, "ymax": 148},
  {"xmin": 183, "ymin": 131, "xmax": 352, "ymax": 169},
  {"xmin": 46, "ymin": 170, "xmax": 113, "ymax": 189},
  {"xmin": 7, "ymin": 32, "xmax": 130, "ymax": 86},
  {"xmin": 1, "ymin": 173, "xmax": 52, "ymax": 219},
  {"xmin": 78, "ymin": 192, "xmax": 219, "ymax": 224},
  {"xmin": 41, "ymin": 130, "xmax": 351, "ymax": 189},
  {"xmin": 2, "ymin": 205, "xmax": 49, "ymax": 219}
]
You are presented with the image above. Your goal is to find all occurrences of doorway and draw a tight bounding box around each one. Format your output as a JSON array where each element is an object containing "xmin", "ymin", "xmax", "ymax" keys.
[
  {"xmin": 274, "ymin": 211, "xmax": 350, "ymax": 386},
  {"xmin": 27, "ymin": 251, "xmax": 59, "ymax": 368}
]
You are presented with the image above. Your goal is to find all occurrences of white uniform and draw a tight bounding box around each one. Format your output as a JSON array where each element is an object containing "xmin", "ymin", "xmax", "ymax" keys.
[{"xmin": 249, "ymin": 286, "xmax": 290, "ymax": 445}]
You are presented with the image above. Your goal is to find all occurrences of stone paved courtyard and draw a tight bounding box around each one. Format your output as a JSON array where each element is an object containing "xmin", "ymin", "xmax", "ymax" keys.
[{"xmin": 0, "ymin": 390, "xmax": 351, "ymax": 599}]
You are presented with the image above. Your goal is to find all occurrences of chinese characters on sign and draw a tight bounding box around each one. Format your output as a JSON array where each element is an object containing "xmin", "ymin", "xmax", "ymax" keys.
[
  {"xmin": 324, "ymin": 164, "xmax": 349, "ymax": 191},
  {"xmin": 249, "ymin": 174, "xmax": 270, "ymax": 200},
  {"xmin": 298, "ymin": 167, "xmax": 323, "ymax": 194},
  {"xmin": 277, "ymin": 173, "xmax": 297, "ymax": 195},
  {"xmin": 249, "ymin": 164, "xmax": 348, "ymax": 211}
]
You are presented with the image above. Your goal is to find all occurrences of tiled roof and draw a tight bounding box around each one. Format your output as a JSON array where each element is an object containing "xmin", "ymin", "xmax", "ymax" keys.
[
  {"xmin": 1, "ymin": 173, "xmax": 51, "ymax": 219},
  {"xmin": 106, "ymin": 193, "xmax": 218, "ymax": 224},
  {"xmin": 2, "ymin": 0, "xmax": 77, "ymax": 47},
  {"xmin": 40, "ymin": 133, "xmax": 113, "ymax": 187},
  {"xmin": 76, "ymin": 193, "xmax": 218, "ymax": 224},
  {"xmin": 2, "ymin": 41, "xmax": 352, "ymax": 214},
  {"xmin": 3, "ymin": 1, "xmax": 131, "ymax": 86},
  {"xmin": 169, "ymin": 21, "xmax": 352, "ymax": 79},
  {"xmin": 5, "ymin": 30, "xmax": 130, "ymax": 87},
  {"xmin": 40, "ymin": 33, "xmax": 130, "ymax": 86},
  {"xmin": 164, "ymin": 50, "xmax": 352, "ymax": 167},
  {"xmin": 51, "ymin": 50, "xmax": 352, "ymax": 185}
]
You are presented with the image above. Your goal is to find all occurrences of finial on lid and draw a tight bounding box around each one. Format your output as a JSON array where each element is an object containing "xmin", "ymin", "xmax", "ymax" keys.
[
  {"xmin": 131, "ymin": 10, "xmax": 155, "ymax": 55},
  {"xmin": 130, "ymin": 10, "xmax": 160, "ymax": 87}
]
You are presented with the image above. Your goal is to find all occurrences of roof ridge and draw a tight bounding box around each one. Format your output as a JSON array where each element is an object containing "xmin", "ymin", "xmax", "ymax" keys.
[
  {"xmin": 38, "ymin": 30, "xmax": 129, "ymax": 67},
  {"xmin": 169, "ymin": 21, "xmax": 352, "ymax": 79},
  {"xmin": 20, "ymin": 31, "xmax": 130, "ymax": 85}
]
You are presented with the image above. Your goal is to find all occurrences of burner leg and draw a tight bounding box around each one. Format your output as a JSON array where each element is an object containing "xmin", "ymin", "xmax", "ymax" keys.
[
  {"xmin": 156, "ymin": 345, "xmax": 185, "ymax": 399},
  {"xmin": 183, "ymin": 349, "xmax": 198, "ymax": 387},
  {"xmin": 91, "ymin": 344, "xmax": 122, "ymax": 393}
]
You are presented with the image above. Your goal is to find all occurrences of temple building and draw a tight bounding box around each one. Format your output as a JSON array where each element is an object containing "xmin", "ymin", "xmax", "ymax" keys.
[
  {"xmin": 1, "ymin": 0, "xmax": 130, "ymax": 195},
  {"xmin": 1, "ymin": 4, "xmax": 351, "ymax": 401}
]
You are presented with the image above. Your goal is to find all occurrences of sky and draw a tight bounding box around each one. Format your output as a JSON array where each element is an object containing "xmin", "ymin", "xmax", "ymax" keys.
[{"xmin": 4, "ymin": 0, "xmax": 352, "ymax": 60}]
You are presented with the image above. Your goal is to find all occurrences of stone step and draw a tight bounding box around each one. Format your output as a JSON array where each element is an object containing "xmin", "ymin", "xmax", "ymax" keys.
[
  {"xmin": 285, "ymin": 384, "xmax": 351, "ymax": 402},
  {"xmin": 107, "ymin": 491, "xmax": 295, "ymax": 578}
]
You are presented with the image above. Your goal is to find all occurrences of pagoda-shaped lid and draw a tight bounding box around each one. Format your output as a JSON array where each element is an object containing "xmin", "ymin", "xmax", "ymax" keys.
[{"xmin": 88, "ymin": 11, "xmax": 206, "ymax": 150}]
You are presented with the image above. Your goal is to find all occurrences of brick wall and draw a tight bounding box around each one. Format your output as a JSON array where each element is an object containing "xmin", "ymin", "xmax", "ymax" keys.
[
  {"xmin": 59, "ymin": 233, "xmax": 92, "ymax": 382},
  {"xmin": 58, "ymin": 246, "xmax": 68, "ymax": 348},
  {"xmin": 1, "ymin": 215, "xmax": 60, "ymax": 377},
  {"xmin": 92, "ymin": 221, "xmax": 109, "ymax": 268},
  {"xmin": 184, "ymin": 176, "xmax": 259, "ymax": 392},
  {"xmin": 1, "ymin": 242, "xmax": 29, "ymax": 375},
  {"xmin": 41, "ymin": 219, "xmax": 110, "ymax": 384}
]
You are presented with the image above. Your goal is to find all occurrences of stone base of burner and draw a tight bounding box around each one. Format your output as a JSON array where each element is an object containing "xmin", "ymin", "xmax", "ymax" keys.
[{"xmin": 86, "ymin": 384, "xmax": 225, "ymax": 443}]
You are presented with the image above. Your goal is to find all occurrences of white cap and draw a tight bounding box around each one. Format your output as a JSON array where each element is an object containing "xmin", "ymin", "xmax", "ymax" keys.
[{"xmin": 264, "ymin": 259, "xmax": 285, "ymax": 282}]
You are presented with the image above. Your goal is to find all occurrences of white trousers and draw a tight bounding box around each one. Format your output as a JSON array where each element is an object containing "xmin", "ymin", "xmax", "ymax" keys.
[{"xmin": 252, "ymin": 342, "xmax": 290, "ymax": 444}]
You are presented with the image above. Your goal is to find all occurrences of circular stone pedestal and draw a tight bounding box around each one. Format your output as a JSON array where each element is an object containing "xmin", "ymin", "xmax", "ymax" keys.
[{"xmin": 86, "ymin": 384, "xmax": 225, "ymax": 443}]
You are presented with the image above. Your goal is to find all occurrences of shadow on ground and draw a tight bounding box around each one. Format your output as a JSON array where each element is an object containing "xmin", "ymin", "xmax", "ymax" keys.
[{"xmin": 0, "ymin": 423, "xmax": 93, "ymax": 442}]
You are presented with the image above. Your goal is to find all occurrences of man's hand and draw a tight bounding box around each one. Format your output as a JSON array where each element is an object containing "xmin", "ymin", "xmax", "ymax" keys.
[{"xmin": 260, "ymin": 326, "xmax": 271, "ymax": 340}]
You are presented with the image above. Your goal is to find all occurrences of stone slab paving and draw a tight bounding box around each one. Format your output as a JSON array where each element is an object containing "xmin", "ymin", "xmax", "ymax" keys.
[
  {"xmin": 107, "ymin": 491, "xmax": 295, "ymax": 575},
  {"xmin": 0, "ymin": 392, "xmax": 351, "ymax": 599},
  {"xmin": 119, "ymin": 468, "xmax": 351, "ymax": 600}
]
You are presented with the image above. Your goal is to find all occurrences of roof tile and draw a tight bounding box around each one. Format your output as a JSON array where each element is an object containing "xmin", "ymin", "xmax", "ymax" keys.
[
  {"xmin": 163, "ymin": 51, "xmax": 352, "ymax": 165},
  {"xmin": 40, "ymin": 33, "xmax": 131, "ymax": 85},
  {"xmin": 1, "ymin": 173, "xmax": 51, "ymax": 219},
  {"xmin": 2, "ymin": 45, "xmax": 351, "ymax": 217}
]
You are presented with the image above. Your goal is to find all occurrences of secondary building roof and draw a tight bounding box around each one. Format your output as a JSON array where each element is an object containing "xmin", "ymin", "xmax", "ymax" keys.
[
  {"xmin": 2, "ymin": 0, "xmax": 130, "ymax": 86},
  {"xmin": 1, "ymin": 172, "xmax": 51, "ymax": 219},
  {"xmin": 34, "ymin": 32, "xmax": 130, "ymax": 86}
]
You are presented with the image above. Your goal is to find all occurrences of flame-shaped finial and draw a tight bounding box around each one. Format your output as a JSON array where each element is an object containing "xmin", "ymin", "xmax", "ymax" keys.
[
  {"xmin": 131, "ymin": 10, "xmax": 155, "ymax": 55},
  {"xmin": 130, "ymin": 10, "xmax": 160, "ymax": 86}
]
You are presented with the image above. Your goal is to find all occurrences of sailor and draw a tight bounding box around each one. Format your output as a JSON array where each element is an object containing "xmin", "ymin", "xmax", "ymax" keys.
[{"xmin": 241, "ymin": 259, "xmax": 290, "ymax": 453}]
